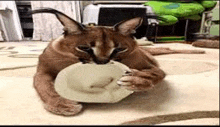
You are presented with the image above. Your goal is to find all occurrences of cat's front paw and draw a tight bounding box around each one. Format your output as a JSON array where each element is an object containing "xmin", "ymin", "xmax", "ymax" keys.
[
  {"xmin": 44, "ymin": 97, "xmax": 83, "ymax": 116},
  {"xmin": 117, "ymin": 70, "xmax": 154, "ymax": 91}
]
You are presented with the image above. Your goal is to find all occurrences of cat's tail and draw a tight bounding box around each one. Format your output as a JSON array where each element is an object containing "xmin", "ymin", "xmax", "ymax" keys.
[{"xmin": 140, "ymin": 47, "xmax": 205, "ymax": 55}]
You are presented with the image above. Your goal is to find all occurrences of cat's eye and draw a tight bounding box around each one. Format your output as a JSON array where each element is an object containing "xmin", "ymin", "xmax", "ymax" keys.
[
  {"xmin": 76, "ymin": 45, "xmax": 91, "ymax": 52},
  {"xmin": 114, "ymin": 47, "xmax": 128, "ymax": 53},
  {"xmin": 110, "ymin": 47, "xmax": 128, "ymax": 59}
]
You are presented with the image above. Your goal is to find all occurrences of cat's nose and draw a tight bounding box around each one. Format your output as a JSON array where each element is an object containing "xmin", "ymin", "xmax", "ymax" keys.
[{"xmin": 94, "ymin": 57, "xmax": 110, "ymax": 64}]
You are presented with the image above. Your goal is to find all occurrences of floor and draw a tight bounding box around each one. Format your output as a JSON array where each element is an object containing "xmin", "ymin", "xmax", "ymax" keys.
[{"xmin": 0, "ymin": 40, "xmax": 219, "ymax": 125}]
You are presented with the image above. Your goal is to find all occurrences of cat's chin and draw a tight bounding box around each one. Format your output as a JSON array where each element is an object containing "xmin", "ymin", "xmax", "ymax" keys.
[{"xmin": 54, "ymin": 61, "xmax": 134, "ymax": 103}]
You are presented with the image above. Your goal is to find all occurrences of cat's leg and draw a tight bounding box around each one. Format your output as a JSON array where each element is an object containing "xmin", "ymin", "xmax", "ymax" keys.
[
  {"xmin": 118, "ymin": 45, "xmax": 203, "ymax": 91},
  {"xmin": 117, "ymin": 66, "xmax": 166, "ymax": 91},
  {"xmin": 118, "ymin": 48, "xmax": 166, "ymax": 91},
  {"xmin": 33, "ymin": 72, "xmax": 82, "ymax": 116}
]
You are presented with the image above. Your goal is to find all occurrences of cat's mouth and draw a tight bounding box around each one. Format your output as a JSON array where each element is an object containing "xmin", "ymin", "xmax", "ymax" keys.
[
  {"xmin": 93, "ymin": 57, "xmax": 110, "ymax": 64},
  {"xmin": 79, "ymin": 55, "xmax": 122, "ymax": 64},
  {"xmin": 79, "ymin": 57, "xmax": 110, "ymax": 64}
]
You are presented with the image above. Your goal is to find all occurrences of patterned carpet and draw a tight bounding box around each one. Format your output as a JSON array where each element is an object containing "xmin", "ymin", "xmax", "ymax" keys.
[
  {"xmin": 121, "ymin": 111, "xmax": 219, "ymax": 125},
  {"xmin": 0, "ymin": 41, "xmax": 219, "ymax": 125}
]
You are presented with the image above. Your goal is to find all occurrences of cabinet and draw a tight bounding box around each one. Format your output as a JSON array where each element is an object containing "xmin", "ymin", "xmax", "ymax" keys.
[{"xmin": 15, "ymin": 1, "xmax": 33, "ymax": 38}]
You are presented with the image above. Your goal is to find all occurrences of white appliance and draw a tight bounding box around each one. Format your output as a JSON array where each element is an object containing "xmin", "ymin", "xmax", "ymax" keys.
[{"xmin": 82, "ymin": 4, "xmax": 158, "ymax": 26}]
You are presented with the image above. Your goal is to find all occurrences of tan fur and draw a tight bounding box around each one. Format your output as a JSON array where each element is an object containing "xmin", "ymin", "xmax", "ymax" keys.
[
  {"xmin": 32, "ymin": 8, "xmax": 205, "ymax": 116},
  {"xmin": 92, "ymin": 40, "xmax": 115, "ymax": 58}
]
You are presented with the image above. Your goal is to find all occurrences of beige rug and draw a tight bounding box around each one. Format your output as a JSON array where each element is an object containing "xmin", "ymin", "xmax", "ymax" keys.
[
  {"xmin": 121, "ymin": 111, "xmax": 219, "ymax": 125},
  {"xmin": 0, "ymin": 42, "xmax": 219, "ymax": 125},
  {"xmin": 0, "ymin": 42, "xmax": 47, "ymax": 71}
]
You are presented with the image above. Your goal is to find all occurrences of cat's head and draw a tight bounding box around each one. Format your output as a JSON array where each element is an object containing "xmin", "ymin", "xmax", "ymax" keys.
[{"xmin": 31, "ymin": 8, "xmax": 143, "ymax": 64}]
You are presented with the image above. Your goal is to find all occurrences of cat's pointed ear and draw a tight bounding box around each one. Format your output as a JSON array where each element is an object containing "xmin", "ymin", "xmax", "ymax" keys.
[
  {"xmin": 113, "ymin": 17, "xmax": 143, "ymax": 36},
  {"xmin": 30, "ymin": 8, "xmax": 85, "ymax": 35}
]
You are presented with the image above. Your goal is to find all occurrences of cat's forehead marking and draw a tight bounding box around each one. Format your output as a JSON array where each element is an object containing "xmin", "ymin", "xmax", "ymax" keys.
[
  {"xmin": 87, "ymin": 25, "xmax": 113, "ymax": 29},
  {"xmin": 86, "ymin": 27, "xmax": 113, "ymax": 41},
  {"xmin": 92, "ymin": 41, "xmax": 115, "ymax": 57},
  {"xmin": 95, "ymin": 41, "xmax": 102, "ymax": 47},
  {"xmin": 95, "ymin": 40, "xmax": 114, "ymax": 47},
  {"xmin": 86, "ymin": 26, "xmax": 113, "ymax": 33},
  {"xmin": 84, "ymin": 26, "xmax": 116, "ymax": 51}
]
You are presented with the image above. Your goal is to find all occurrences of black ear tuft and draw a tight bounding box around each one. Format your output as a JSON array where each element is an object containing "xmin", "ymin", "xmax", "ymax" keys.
[{"xmin": 31, "ymin": 8, "xmax": 85, "ymax": 35}]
